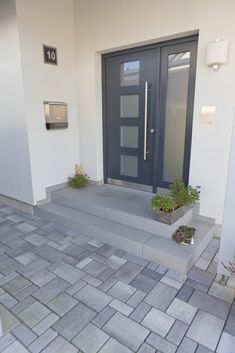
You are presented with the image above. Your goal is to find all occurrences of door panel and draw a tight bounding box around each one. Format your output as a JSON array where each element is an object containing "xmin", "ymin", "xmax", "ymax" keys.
[{"xmin": 105, "ymin": 49, "xmax": 159, "ymax": 187}]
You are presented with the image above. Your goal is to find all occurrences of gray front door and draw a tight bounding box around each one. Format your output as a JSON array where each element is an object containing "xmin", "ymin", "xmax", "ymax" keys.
[{"xmin": 103, "ymin": 37, "xmax": 197, "ymax": 191}]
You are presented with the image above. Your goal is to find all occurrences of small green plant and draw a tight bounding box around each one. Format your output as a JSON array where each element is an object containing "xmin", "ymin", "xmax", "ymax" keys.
[
  {"xmin": 151, "ymin": 179, "xmax": 200, "ymax": 213},
  {"xmin": 151, "ymin": 194, "xmax": 177, "ymax": 212},
  {"xmin": 69, "ymin": 164, "xmax": 88, "ymax": 189},
  {"xmin": 169, "ymin": 179, "xmax": 200, "ymax": 207}
]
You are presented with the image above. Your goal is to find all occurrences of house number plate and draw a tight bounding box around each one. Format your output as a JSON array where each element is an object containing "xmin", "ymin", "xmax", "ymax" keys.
[{"xmin": 43, "ymin": 45, "xmax": 57, "ymax": 65}]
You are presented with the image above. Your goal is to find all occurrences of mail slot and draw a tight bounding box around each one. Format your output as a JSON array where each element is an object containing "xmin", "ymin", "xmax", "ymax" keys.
[{"xmin": 44, "ymin": 101, "xmax": 68, "ymax": 130}]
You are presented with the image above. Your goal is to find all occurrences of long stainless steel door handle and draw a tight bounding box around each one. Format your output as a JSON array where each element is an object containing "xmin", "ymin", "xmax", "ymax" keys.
[{"xmin": 143, "ymin": 81, "xmax": 149, "ymax": 160}]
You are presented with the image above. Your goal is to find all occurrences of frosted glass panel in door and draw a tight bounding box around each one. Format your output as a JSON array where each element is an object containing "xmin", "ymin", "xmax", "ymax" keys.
[{"xmin": 163, "ymin": 52, "xmax": 190, "ymax": 182}]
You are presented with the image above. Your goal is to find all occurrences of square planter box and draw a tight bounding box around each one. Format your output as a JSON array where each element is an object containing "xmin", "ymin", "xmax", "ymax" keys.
[{"xmin": 154, "ymin": 206, "xmax": 187, "ymax": 225}]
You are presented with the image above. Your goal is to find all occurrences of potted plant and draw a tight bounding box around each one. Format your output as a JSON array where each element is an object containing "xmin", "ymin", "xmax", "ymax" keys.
[
  {"xmin": 151, "ymin": 179, "xmax": 200, "ymax": 225},
  {"xmin": 68, "ymin": 164, "xmax": 89, "ymax": 189}
]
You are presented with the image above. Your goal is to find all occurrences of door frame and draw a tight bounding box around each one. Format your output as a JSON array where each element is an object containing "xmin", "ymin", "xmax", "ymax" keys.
[{"xmin": 102, "ymin": 34, "xmax": 198, "ymax": 191}]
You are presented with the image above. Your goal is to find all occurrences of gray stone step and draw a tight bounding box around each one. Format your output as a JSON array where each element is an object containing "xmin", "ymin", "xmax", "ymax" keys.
[
  {"xmin": 35, "ymin": 202, "xmax": 216, "ymax": 274},
  {"xmin": 50, "ymin": 186, "xmax": 194, "ymax": 239}
]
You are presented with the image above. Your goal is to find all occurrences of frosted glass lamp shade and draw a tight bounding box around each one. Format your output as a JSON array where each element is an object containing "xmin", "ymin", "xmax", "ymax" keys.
[{"xmin": 206, "ymin": 40, "xmax": 229, "ymax": 70}]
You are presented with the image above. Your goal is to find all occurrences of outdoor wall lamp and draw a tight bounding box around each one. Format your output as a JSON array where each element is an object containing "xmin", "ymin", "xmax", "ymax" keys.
[{"xmin": 206, "ymin": 39, "xmax": 229, "ymax": 71}]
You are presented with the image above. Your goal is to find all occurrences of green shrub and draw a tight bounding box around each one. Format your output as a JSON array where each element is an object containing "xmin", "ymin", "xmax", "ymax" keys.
[
  {"xmin": 151, "ymin": 194, "xmax": 177, "ymax": 212},
  {"xmin": 69, "ymin": 173, "xmax": 88, "ymax": 188},
  {"xmin": 151, "ymin": 179, "xmax": 200, "ymax": 213},
  {"xmin": 169, "ymin": 179, "xmax": 200, "ymax": 207}
]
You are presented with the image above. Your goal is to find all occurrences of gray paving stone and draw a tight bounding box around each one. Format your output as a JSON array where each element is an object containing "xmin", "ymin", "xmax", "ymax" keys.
[
  {"xmin": 36, "ymin": 244, "xmax": 64, "ymax": 263},
  {"xmin": 142, "ymin": 307, "xmax": 175, "ymax": 337},
  {"xmin": 137, "ymin": 342, "xmax": 156, "ymax": 353},
  {"xmin": 216, "ymin": 331, "xmax": 235, "ymax": 353},
  {"xmin": 189, "ymin": 290, "xmax": 230, "ymax": 320},
  {"xmin": 32, "ymin": 313, "xmax": 59, "ymax": 335},
  {"xmin": 108, "ymin": 281, "xmax": 136, "ymax": 302},
  {"xmin": 11, "ymin": 296, "xmax": 35, "ymax": 315},
  {"xmin": 18, "ymin": 301, "xmax": 51, "ymax": 327},
  {"xmin": 105, "ymin": 255, "xmax": 127, "ymax": 269},
  {"xmin": 188, "ymin": 267, "xmax": 215, "ymax": 286},
  {"xmin": 144, "ymin": 282, "xmax": 178, "ymax": 311},
  {"xmin": 166, "ymin": 320, "xmax": 188, "ymax": 346},
  {"xmin": 160, "ymin": 276, "xmax": 183, "ymax": 289},
  {"xmin": 12, "ymin": 323, "xmax": 37, "ymax": 346},
  {"xmin": 103, "ymin": 312, "xmax": 149, "ymax": 351},
  {"xmin": 109, "ymin": 299, "xmax": 133, "ymax": 316},
  {"xmin": 15, "ymin": 223, "xmax": 37, "ymax": 233},
  {"xmin": 209, "ymin": 282, "xmax": 235, "ymax": 303},
  {"xmin": 185, "ymin": 278, "xmax": 210, "ymax": 293},
  {"xmin": 129, "ymin": 302, "xmax": 151, "ymax": 323},
  {"xmin": 3, "ymin": 275, "xmax": 31, "ymax": 295},
  {"xmin": 99, "ymin": 338, "xmax": 132, "ymax": 353},
  {"xmin": 72, "ymin": 323, "xmax": 109, "ymax": 353},
  {"xmin": 98, "ymin": 267, "xmax": 115, "ymax": 281},
  {"xmin": 113, "ymin": 262, "xmax": 143, "ymax": 284},
  {"xmin": 141, "ymin": 268, "xmax": 162, "ymax": 281},
  {"xmin": 186, "ymin": 310, "xmax": 224, "ymax": 351},
  {"xmin": 15, "ymin": 252, "xmax": 38, "ymax": 266},
  {"xmin": 83, "ymin": 274, "xmax": 102, "ymax": 287},
  {"xmin": 0, "ymin": 304, "xmax": 19, "ymax": 334},
  {"xmin": 122, "ymin": 253, "xmax": 149, "ymax": 266},
  {"xmin": 177, "ymin": 337, "xmax": 197, "ymax": 353},
  {"xmin": 0, "ymin": 292, "xmax": 18, "ymax": 308},
  {"xmin": 166, "ymin": 298, "xmax": 197, "ymax": 324},
  {"xmin": 29, "ymin": 270, "xmax": 56, "ymax": 287},
  {"xmin": 92, "ymin": 306, "xmax": 116, "ymax": 328},
  {"xmin": 165, "ymin": 269, "xmax": 187, "ymax": 283},
  {"xmin": 127, "ymin": 290, "xmax": 146, "ymax": 308},
  {"xmin": 75, "ymin": 284, "xmax": 112, "ymax": 312},
  {"xmin": 40, "ymin": 335, "xmax": 78, "ymax": 353},
  {"xmin": 47, "ymin": 262, "xmax": 84, "ymax": 284},
  {"xmin": 196, "ymin": 346, "xmax": 213, "ymax": 353},
  {"xmin": 33, "ymin": 277, "xmax": 70, "ymax": 304},
  {"xmin": 53, "ymin": 302, "xmax": 96, "ymax": 340},
  {"xmin": 26, "ymin": 234, "xmax": 47, "ymax": 246},
  {"xmin": 28, "ymin": 328, "xmax": 58, "ymax": 353},
  {"xmin": 99, "ymin": 277, "xmax": 117, "ymax": 292},
  {"xmin": 76, "ymin": 257, "xmax": 93, "ymax": 269},
  {"xmin": 146, "ymin": 332, "xmax": 177, "ymax": 353},
  {"xmin": 17, "ymin": 258, "xmax": 50, "ymax": 278},
  {"xmin": 130, "ymin": 273, "xmax": 156, "ymax": 293},
  {"xmin": 65, "ymin": 280, "xmax": 86, "ymax": 296},
  {"xmin": 47, "ymin": 292, "xmax": 78, "ymax": 316},
  {"xmin": 96, "ymin": 244, "xmax": 117, "ymax": 258},
  {"xmin": 83, "ymin": 260, "xmax": 107, "ymax": 277},
  {"xmin": 224, "ymin": 313, "xmax": 235, "ymax": 336},
  {"xmin": 176, "ymin": 284, "xmax": 194, "ymax": 302},
  {"xmin": 2, "ymin": 341, "xmax": 30, "ymax": 353},
  {"xmin": 0, "ymin": 334, "xmax": 15, "ymax": 352},
  {"xmin": 15, "ymin": 284, "xmax": 39, "ymax": 301}
]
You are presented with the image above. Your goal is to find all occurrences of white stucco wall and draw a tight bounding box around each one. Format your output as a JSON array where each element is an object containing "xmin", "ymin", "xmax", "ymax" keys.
[
  {"xmin": 0, "ymin": 0, "xmax": 34, "ymax": 204},
  {"xmin": 74, "ymin": 0, "xmax": 235, "ymax": 224},
  {"xmin": 218, "ymin": 116, "xmax": 235, "ymax": 275},
  {"xmin": 15, "ymin": 0, "xmax": 79, "ymax": 203}
]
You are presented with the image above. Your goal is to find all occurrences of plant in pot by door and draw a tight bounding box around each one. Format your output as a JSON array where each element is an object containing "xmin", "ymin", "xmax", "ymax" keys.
[{"xmin": 151, "ymin": 179, "xmax": 200, "ymax": 225}]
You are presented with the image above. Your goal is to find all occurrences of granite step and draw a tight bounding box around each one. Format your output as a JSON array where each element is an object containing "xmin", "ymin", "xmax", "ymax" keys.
[{"xmin": 35, "ymin": 202, "xmax": 215, "ymax": 274}]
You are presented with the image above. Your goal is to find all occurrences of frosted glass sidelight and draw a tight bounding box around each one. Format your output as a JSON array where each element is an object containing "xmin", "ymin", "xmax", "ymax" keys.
[{"xmin": 163, "ymin": 52, "xmax": 190, "ymax": 182}]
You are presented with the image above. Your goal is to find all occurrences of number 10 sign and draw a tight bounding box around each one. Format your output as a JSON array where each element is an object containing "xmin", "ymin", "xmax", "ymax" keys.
[{"xmin": 43, "ymin": 45, "xmax": 57, "ymax": 65}]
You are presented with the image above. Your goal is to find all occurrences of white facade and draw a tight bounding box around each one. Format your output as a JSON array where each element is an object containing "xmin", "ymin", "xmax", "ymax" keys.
[{"xmin": 0, "ymin": 0, "xmax": 235, "ymax": 272}]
